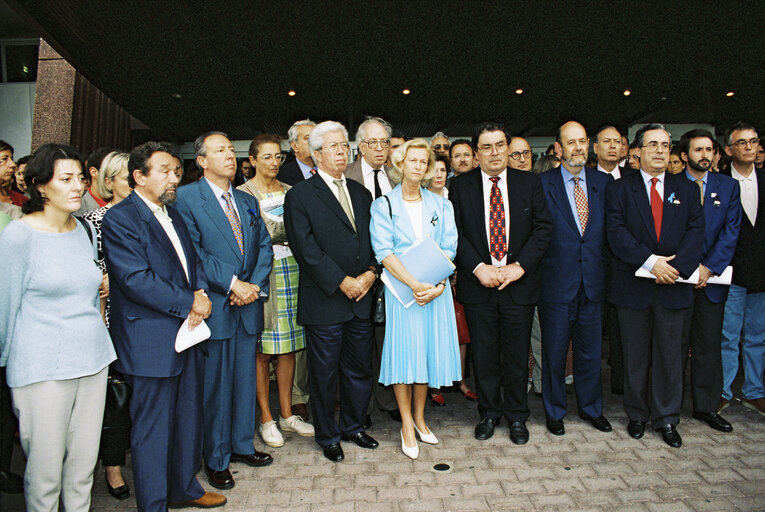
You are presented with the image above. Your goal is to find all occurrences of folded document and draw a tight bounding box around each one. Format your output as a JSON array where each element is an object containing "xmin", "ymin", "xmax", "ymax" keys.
[
  {"xmin": 381, "ymin": 237, "xmax": 456, "ymax": 308},
  {"xmin": 634, "ymin": 266, "xmax": 732, "ymax": 285}
]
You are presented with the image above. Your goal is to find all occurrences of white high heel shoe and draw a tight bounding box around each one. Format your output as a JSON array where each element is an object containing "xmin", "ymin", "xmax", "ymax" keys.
[
  {"xmin": 401, "ymin": 429, "xmax": 419, "ymax": 459},
  {"xmin": 413, "ymin": 423, "xmax": 439, "ymax": 445}
]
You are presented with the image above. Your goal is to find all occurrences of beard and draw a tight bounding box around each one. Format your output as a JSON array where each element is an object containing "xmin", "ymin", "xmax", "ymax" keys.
[
  {"xmin": 159, "ymin": 187, "xmax": 177, "ymax": 205},
  {"xmin": 564, "ymin": 153, "xmax": 587, "ymax": 168},
  {"xmin": 687, "ymin": 156, "xmax": 711, "ymax": 173}
]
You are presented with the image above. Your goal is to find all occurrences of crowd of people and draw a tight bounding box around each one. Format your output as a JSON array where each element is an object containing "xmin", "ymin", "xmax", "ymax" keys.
[{"xmin": 0, "ymin": 115, "xmax": 762, "ymax": 512}]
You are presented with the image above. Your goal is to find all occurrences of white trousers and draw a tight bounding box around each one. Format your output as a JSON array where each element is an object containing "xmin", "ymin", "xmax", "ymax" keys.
[{"xmin": 11, "ymin": 367, "xmax": 108, "ymax": 512}]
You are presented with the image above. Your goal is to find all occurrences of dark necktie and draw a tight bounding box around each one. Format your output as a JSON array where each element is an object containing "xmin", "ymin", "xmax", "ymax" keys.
[
  {"xmin": 489, "ymin": 176, "xmax": 507, "ymax": 261},
  {"xmin": 650, "ymin": 177, "xmax": 663, "ymax": 241},
  {"xmin": 373, "ymin": 168, "xmax": 383, "ymax": 199}
]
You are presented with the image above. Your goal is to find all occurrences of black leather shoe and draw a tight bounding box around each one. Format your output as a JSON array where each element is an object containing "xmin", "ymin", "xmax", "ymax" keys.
[
  {"xmin": 381, "ymin": 408, "xmax": 402, "ymax": 422},
  {"xmin": 627, "ymin": 420, "xmax": 645, "ymax": 439},
  {"xmin": 509, "ymin": 421, "xmax": 529, "ymax": 444},
  {"xmin": 105, "ymin": 471, "xmax": 130, "ymax": 500},
  {"xmin": 474, "ymin": 417, "xmax": 499, "ymax": 440},
  {"xmin": 656, "ymin": 424, "xmax": 682, "ymax": 448},
  {"xmin": 322, "ymin": 442, "xmax": 344, "ymax": 462},
  {"xmin": 546, "ymin": 418, "xmax": 565, "ymax": 436},
  {"xmin": 362, "ymin": 414, "xmax": 372, "ymax": 430},
  {"xmin": 580, "ymin": 414, "xmax": 612, "ymax": 432},
  {"xmin": 692, "ymin": 411, "xmax": 733, "ymax": 433},
  {"xmin": 204, "ymin": 466, "xmax": 234, "ymax": 490},
  {"xmin": 342, "ymin": 431, "xmax": 379, "ymax": 449},
  {"xmin": 230, "ymin": 450, "xmax": 273, "ymax": 467},
  {"xmin": 0, "ymin": 470, "xmax": 24, "ymax": 494}
]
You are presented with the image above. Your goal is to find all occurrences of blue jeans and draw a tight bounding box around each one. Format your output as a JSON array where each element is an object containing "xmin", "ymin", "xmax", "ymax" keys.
[{"xmin": 720, "ymin": 285, "xmax": 765, "ymax": 400}]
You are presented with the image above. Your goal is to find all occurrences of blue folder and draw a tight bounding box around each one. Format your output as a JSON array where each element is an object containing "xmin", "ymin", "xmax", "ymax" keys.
[{"xmin": 381, "ymin": 236, "xmax": 456, "ymax": 308}]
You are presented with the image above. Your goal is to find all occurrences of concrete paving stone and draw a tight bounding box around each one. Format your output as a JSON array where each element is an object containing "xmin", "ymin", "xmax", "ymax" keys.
[
  {"xmin": 473, "ymin": 467, "xmax": 517, "ymax": 483},
  {"xmin": 440, "ymin": 497, "xmax": 491, "ymax": 511},
  {"xmin": 731, "ymin": 478, "xmax": 765, "ymax": 496},
  {"xmin": 682, "ymin": 497, "xmax": 738, "ymax": 512},
  {"xmin": 244, "ymin": 488, "xmax": 292, "ymax": 506},
  {"xmin": 271, "ymin": 476, "xmax": 315, "ymax": 490},
  {"xmin": 552, "ymin": 463, "xmax": 597, "ymax": 479},
  {"xmin": 484, "ymin": 494, "xmax": 535, "ymax": 510},
  {"xmin": 692, "ymin": 482, "xmax": 743, "ymax": 499},
  {"xmin": 734, "ymin": 453, "xmax": 765, "ymax": 468},
  {"xmin": 486, "ymin": 455, "xmax": 533, "ymax": 469},
  {"xmin": 433, "ymin": 470, "xmax": 479, "ymax": 486},
  {"xmin": 698, "ymin": 468, "xmax": 745, "ymax": 483},
  {"xmin": 354, "ymin": 472, "xmax": 394, "ymax": 487},
  {"xmin": 610, "ymin": 503, "xmax": 651, "ymax": 511},
  {"xmin": 724, "ymin": 494, "xmax": 765, "ymax": 511},
  {"xmin": 310, "ymin": 502, "xmax": 355, "ymax": 512},
  {"xmin": 246, "ymin": 506, "xmax": 309, "ymax": 512},
  {"xmin": 524, "ymin": 454, "xmax": 566, "ymax": 467},
  {"xmin": 460, "ymin": 481, "xmax": 505, "ymax": 498},
  {"xmin": 620, "ymin": 472, "xmax": 669, "ymax": 488},
  {"xmin": 289, "ymin": 488, "xmax": 335, "ymax": 505},
  {"xmin": 592, "ymin": 461, "xmax": 638, "ymax": 477},
  {"xmin": 734, "ymin": 467, "xmax": 765, "ymax": 480},
  {"xmin": 653, "ymin": 484, "xmax": 695, "ymax": 501},
  {"xmin": 704, "ymin": 442, "xmax": 750, "ymax": 457},
  {"xmin": 335, "ymin": 486, "xmax": 376, "ymax": 503},
  {"xmin": 564, "ymin": 450, "xmax": 611, "ymax": 464},
  {"xmin": 313, "ymin": 475, "xmax": 355, "ymax": 488},
  {"xmin": 513, "ymin": 465, "xmax": 557, "ymax": 481},
  {"xmin": 573, "ymin": 490, "xmax": 624, "ymax": 506},
  {"xmin": 333, "ymin": 460, "xmax": 374, "ymax": 475},
  {"xmin": 662, "ymin": 470, "xmax": 704, "ymax": 485},
  {"xmin": 417, "ymin": 483, "xmax": 462, "ymax": 500},
  {"xmin": 616, "ymin": 488, "xmax": 663, "ymax": 503},
  {"xmin": 376, "ymin": 485, "xmax": 419, "ymax": 501},
  {"xmin": 542, "ymin": 476, "xmax": 587, "ymax": 494},
  {"xmin": 500, "ymin": 479, "xmax": 546, "ymax": 494},
  {"xmin": 400, "ymin": 498, "xmax": 445, "ymax": 512},
  {"xmin": 372, "ymin": 460, "xmax": 415, "ymax": 474},
  {"xmin": 352, "ymin": 502, "xmax": 400, "ymax": 512},
  {"xmin": 530, "ymin": 492, "xmax": 577, "ymax": 508},
  {"xmin": 537, "ymin": 440, "xmax": 576, "ymax": 455},
  {"xmin": 644, "ymin": 502, "xmax": 694, "ymax": 512},
  {"xmin": 395, "ymin": 472, "xmax": 437, "ymax": 487}
]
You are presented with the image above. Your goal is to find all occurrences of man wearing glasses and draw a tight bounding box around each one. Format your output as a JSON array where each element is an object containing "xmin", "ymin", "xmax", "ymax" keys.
[
  {"xmin": 605, "ymin": 123, "xmax": 704, "ymax": 447},
  {"xmin": 720, "ymin": 122, "xmax": 765, "ymax": 417},
  {"xmin": 450, "ymin": 122, "xmax": 552, "ymax": 445},
  {"xmin": 346, "ymin": 116, "xmax": 395, "ymax": 200},
  {"xmin": 507, "ymin": 137, "xmax": 534, "ymax": 172},
  {"xmin": 284, "ymin": 121, "xmax": 379, "ymax": 462},
  {"xmin": 430, "ymin": 131, "xmax": 451, "ymax": 157}
]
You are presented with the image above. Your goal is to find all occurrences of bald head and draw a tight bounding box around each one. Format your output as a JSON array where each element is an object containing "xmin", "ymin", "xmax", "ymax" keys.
[
  {"xmin": 508, "ymin": 137, "xmax": 532, "ymax": 171},
  {"xmin": 555, "ymin": 121, "xmax": 589, "ymax": 174}
]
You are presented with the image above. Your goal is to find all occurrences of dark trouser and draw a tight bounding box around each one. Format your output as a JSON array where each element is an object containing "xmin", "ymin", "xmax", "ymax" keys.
[
  {"xmin": 539, "ymin": 289, "xmax": 604, "ymax": 421},
  {"xmin": 464, "ymin": 294, "xmax": 533, "ymax": 423},
  {"xmin": 682, "ymin": 288, "xmax": 725, "ymax": 413},
  {"xmin": 0, "ymin": 367, "xmax": 14, "ymax": 471},
  {"xmin": 125, "ymin": 348, "xmax": 205, "ymax": 512},
  {"xmin": 99, "ymin": 367, "xmax": 131, "ymax": 467},
  {"xmin": 605, "ymin": 301, "xmax": 623, "ymax": 390},
  {"xmin": 305, "ymin": 317, "xmax": 373, "ymax": 448},
  {"xmin": 618, "ymin": 300, "xmax": 686, "ymax": 429},
  {"xmin": 367, "ymin": 325, "xmax": 396, "ymax": 414}
]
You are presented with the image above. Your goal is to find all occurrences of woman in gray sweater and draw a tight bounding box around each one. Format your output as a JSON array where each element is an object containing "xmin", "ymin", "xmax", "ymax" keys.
[{"xmin": 0, "ymin": 144, "xmax": 116, "ymax": 512}]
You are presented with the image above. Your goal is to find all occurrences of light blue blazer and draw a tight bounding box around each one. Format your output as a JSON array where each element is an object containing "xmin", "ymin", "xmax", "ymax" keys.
[{"xmin": 370, "ymin": 185, "xmax": 457, "ymax": 265}]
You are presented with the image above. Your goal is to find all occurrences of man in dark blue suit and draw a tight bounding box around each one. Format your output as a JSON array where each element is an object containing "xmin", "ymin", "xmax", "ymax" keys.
[
  {"xmin": 606, "ymin": 124, "xmax": 705, "ymax": 448},
  {"xmin": 678, "ymin": 129, "xmax": 741, "ymax": 432},
  {"xmin": 538, "ymin": 122, "xmax": 613, "ymax": 436},
  {"xmin": 276, "ymin": 119, "xmax": 316, "ymax": 186},
  {"xmin": 174, "ymin": 132, "xmax": 274, "ymax": 490},
  {"xmin": 284, "ymin": 121, "xmax": 379, "ymax": 462},
  {"xmin": 102, "ymin": 142, "xmax": 226, "ymax": 511}
]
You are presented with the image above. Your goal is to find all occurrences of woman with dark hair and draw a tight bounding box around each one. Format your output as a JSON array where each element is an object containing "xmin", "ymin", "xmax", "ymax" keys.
[
  {"xmin": 237, "ymin": 134, "xmax": 313, "ymax": 448},
  {"xmin": 0, "ymin": 143, "xmax": 116, "ymax": 511}
]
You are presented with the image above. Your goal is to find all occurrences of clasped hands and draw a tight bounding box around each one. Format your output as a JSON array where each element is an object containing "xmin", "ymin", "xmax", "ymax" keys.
[
  {"xmin": 411, "ymin": 281, "xmax": 444, "ymax": 306},
  {"xmin": 229, "ymin": 279, "xmax": 261, "ymax": 306},
  {"xmin": 188, "ymin": 289, "xmax": 212, "ymax": 329},
  {"xmin": 339, "ymin": 271, "xmax": 376, "ymax": 302},
  {"xmin": 651, "ymin": 255, "xmax": 681, "ymax": 285},
  {"xmin": 474, "ymin": 262, "xmax": 525, "ymax": 290}
]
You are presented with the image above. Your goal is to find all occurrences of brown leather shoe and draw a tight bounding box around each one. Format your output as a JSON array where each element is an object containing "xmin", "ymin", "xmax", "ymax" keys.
[
  {"xmin": 291, "ymin": 403, "xmax": 309, "ymax": 421},
  {"xmin": 168, "ymin": 491, "xmax": 227, "ymax": 508},
  {"xmin": 230, "ymin": 450, "xmax": 273, "ymax": 467},
  {"xmin": 204, "ymin": 466, "xmax": 234, "ymax": 490}
]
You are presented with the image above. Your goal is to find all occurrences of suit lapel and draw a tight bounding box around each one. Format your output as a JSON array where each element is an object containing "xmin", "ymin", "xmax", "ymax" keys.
[
  {"xmin": 584, "ymin": 168, "xmax": 603, "ymax": 237},
  {"xmin": 468, "ymin": 170, "xmax": 490, "ymax": 255},
  {"xmin": 130, "ymin": 193, "xmax": 189, "ymax": 280},
  {"xmin": 198, "ymin": 181, "xmax": 244, "ymax": 263},
  {"xmin": 388, "ymin": 187, "xmax": 417, "ymax": 244},
  {"xmin": 313, "ymin": 176, "xmax": 356, "ymax": 232},
  {"xmin": 547, "ymin": 168, "xmax": 580, "ymax": 234},
  {"xmin": 629, "ymin": 172, "xmax": 658, "ymax": 243},
  {"xmin": 661, "ymin": 175, "xmax": 680, "ymax": 240},
  {"xmin": 234, "ymin": 190, "xmax": 253, "ymax": 265}
]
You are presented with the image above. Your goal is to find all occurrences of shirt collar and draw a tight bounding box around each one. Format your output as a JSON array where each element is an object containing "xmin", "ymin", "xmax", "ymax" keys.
[
  {"xmin": 640, "ymin": 169, "xmax": 664, "ymax": 184},
  {"xmin": 481, "ymin": 168, "xmax": 507, "ymax": 183},
  {"xmin": 731, "ymin": 163, "xmax": 755, "ymax": 181},
  {"xmin": 204, "ymin": 176, "xmax": 231, "ymax": 199},
  {"xmin": 296, "ymin": 157, "xmax": 313, "ymax": 175},
  {"xmin": 361, "ymin": 157, "xmax": 382, "ymax": 176},
  {"xmin": 684, "ymin": 170, "xmax": 707, "ymax": 184},
  {"xmin": 560, "ymin": 165, "xmax": 585, "ymax": 183},
  {"xmin": 134, "ymin": 189, "xmax": 169, "ymax": 217},
  {"xmin": 317, "ymin": 168, "xmax": 345, "ymax": 188}
]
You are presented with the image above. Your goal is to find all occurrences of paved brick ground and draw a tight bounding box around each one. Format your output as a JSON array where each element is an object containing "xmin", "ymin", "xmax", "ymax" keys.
[{"xmin": 2, "ymin": 375, "xmax": 764, "ymax": 511}]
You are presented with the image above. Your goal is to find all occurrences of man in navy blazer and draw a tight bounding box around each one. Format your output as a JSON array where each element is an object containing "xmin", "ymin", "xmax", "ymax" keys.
[
  {"xmin": 276, "ymin": 119, "xmax": 316, "ymax": 186},
  {"xmin": 174, "ymin": 132, "xmax": 274, "ymax": 490},
  {"xmin": 284, "ymin": 121, "xmax": 379, "ymax": 462},
  {"xmin": 606, "ymin": 123, "xmax": 704, "ymax": 448},
  {"xmin": 538, "ymin": 122, "xmax": 613, "ymax": 436},
  {"xmin": 677, "ymin": 129, "xmax": 741, "ymax": 432},
  {"xmin": 450, "ymin": 122, "xmax": 552, "ymax": 445},
  {"xmin": 102, "ymin": 142, "xmax": 225, "ymax": 511}
]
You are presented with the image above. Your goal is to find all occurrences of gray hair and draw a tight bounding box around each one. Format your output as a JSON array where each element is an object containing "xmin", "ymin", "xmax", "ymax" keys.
[
  {"xmin": 288, "ymin": 119, "xmax": 316, "ymax": 144},
  {"xmin": 634, "ymin": 123, "xmax": 670, "ymax": 147},
  {"xmin": 429, "ymin": 131, "xmax": 448, "ymax": 143},
  {"xmin": 194, "ymin": 131, "xmax": 229, "ymax": 158},
  {"xmin": 355, "ymin": 116, "xmax": 392, "ymax": 145},
  {"xmin": 308, "ymin": 121, "xmax": 349, "ymax": 154}
]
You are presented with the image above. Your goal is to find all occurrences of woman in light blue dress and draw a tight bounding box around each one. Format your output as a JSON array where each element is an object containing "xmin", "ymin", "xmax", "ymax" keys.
[{"xmin": 369, "ymin": 139, "xmax": 460, "ymax": 459}]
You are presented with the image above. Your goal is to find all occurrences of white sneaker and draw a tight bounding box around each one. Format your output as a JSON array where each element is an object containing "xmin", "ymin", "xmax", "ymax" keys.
[
  {"xmin": 259, "ymin": 420, "xmax": 284, "ymax": 447},
  {"xmin": 279, "ymin": 415, "xmax": 315, "ymax": 437}
]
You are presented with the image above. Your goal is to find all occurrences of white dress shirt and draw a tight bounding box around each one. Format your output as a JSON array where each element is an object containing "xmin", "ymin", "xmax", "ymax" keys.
[
  {"xmin": 360, "ymin": 158, "xmax": 393, "ymax": 197},
  {"xmin": 134, "ymin": 190, "xmax": 189, "ymax": 282},
  {"xmin": 318, "ymin": 169, "xmax": 355, "ymax": 222},
  {"xmin": 638, "ymin": 170, "xmax": 665, "ymax": 272},
  {"xmin": 731, "ymin": 163, "xmax": 758, "ymax": 226},
  {"xmin": 480, "ymin": 169, "xmax": 510, "ymax": 267},
  {"xmin": 597, "ymin": 163, "xmax": 621, "ymax": 180}
]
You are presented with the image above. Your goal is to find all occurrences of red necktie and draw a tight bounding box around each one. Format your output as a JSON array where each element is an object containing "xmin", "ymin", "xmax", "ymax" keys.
[
  {"xmin": 310, "ymin": 167, "xmax": 317, "ymax": 175},
  {"xmin": 489, "ymin": 177, "xmax": 507, "ymax": 261},
  {"xmin": 650, "ymin": 177, "xmax": 663, "ymax": 241}
]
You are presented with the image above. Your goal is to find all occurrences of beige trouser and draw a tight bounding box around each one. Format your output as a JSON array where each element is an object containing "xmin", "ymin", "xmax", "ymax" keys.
[
  {"xmin": 12, "ymin": 367, "xmax": 108, "ymax": 512},
  {"xmin": 292, "ymin": 348, "xmax": 310, "ymax": 405}
]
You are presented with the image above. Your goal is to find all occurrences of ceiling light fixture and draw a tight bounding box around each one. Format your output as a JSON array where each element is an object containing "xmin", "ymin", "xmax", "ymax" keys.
[
  {"xmin": 171, "ymin": 93, "xmax": 182, "ymax": 99},
  {"xmin": 515, "ymin": 89, "xmax": 523, "ymax": 95},
  {"xmin": 726, "ymin": 91, "xmax": 734, "ymax": 97},
  {"xmin": 288, "ymin": 90, "xmax": 296, "ymax": 97},
  {"xmin": 402, "ymin": 89, "xmax": 410, "ymax": 95},
  {"xmin": 623, "ymin": 90, "xmax": 631, "ymax": 96}
]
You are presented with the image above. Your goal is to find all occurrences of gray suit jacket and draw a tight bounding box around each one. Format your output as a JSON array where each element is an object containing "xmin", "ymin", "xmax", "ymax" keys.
[
  {"xmin": 345, "ymin": 159, "xmax": 395, "ymax": 196},
  {"xmin": 74, "ymin": 190, "xmax": 101, "ymax": 217}
]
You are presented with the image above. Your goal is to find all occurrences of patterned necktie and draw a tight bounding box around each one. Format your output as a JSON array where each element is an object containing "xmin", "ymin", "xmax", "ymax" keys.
[
  {"xmin": 222, "ymin": 191, "xmax": 244, "ymax": 254},
  {"xmin": 572, "ymin": 176, "xmax": 589, "ymax": 234},
  {"xmin": 333, "ymin": 179, "xmax": 356, "ymax": 232},
  {"xmin": 310, "ymin": 167, "xmax": 317, "ymax": 175},
  {"xmin": 650, "ymin": 177, "xmax": 663, "ymax": 241},
  {"xmin": 373, "ymin": 168, "xmax": 383, "ymax": 199},
  {"xmin": 695, "ymin": 179, "xmax": 704, "ymax": 205},
  {"xmin": 489, "ymin": 176, "xmax": 507, "ymax": 261}
]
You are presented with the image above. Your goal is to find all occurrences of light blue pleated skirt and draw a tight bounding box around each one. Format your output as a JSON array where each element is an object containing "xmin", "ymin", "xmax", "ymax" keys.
[{"xmin": 378, "ymin": 282, "xmax": 462, "ymax": 387}]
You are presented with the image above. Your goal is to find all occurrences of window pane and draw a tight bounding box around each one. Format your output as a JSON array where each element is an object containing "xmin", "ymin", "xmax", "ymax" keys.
[{"xmin": 6, "ymin": 45, "xmax": 39, "ymax": 82}]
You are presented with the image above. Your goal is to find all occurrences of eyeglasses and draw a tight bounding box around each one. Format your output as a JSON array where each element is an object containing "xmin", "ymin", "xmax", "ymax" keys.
[
  {"xmin": 509, "ymin": 150, "xmax": 533, "ymax": 161},
  {"xmin": 363, "ymin": 139, "xmax": 390, "ymax": 149},
  {"xmin": 258, "ymin": 153, "xmax": 286, "ymax": 164},
  {"xmin": 729, "ymin": 138, "xmax": 760, "ymax": 148},
  {"xmin": 433, "ymin": 143, "xmax": 450, "ymax": 151},
  {"xmin": 321, "ymin": 142, "xmax": 350, "ymax": 153},
  {"xmin": 642, "ymin": 141, "xmax": 671, "ymax": 151},
  {"xmin": 477, "ymin": 141, "xmax": 508, "ymax": 153}
]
